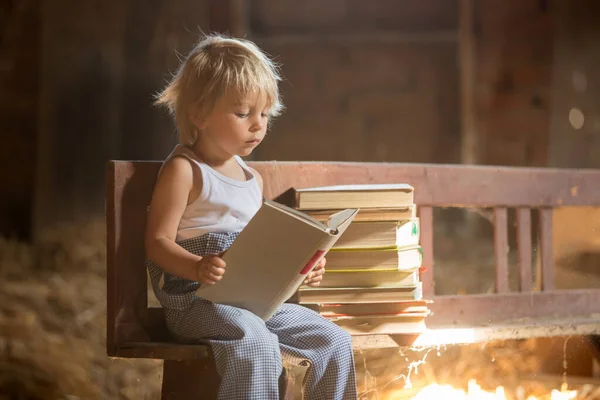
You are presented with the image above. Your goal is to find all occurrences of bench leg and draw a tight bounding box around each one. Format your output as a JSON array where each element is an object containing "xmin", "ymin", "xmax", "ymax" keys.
[
  {"xmin": 161, "ymin": 359, "xmax": 298, "ymax": 400},
  {"xmin": 161, "ymin": 359, "xmax": 219, "ymax": 400}
]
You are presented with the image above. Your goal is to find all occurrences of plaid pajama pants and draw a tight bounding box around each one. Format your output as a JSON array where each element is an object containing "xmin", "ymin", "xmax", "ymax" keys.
[{"xmin": 147, "ymin": 232, "xmax": 358, "ymax": 400}]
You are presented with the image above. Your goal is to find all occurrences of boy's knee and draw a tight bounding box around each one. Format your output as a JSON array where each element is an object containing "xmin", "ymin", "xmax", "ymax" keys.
[
  {"xmin": 331, "ymin": 326, "xmax": 353, "ymax": 351},
  {"xmin": 240, "ymin": 328, "xmax": 279, "ymax": 354},
  {"xmin": 243, "ymin": 333, "xmax": 275, "ymax": 348},
  {"xmin": 315, "ymin": 323, "xmax": 353, "ymax": 353}
]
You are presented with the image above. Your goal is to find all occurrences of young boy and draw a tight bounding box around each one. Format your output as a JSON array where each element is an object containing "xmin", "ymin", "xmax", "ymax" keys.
[{"xmin": 145, "ymin": 34, "xmax": 358, "ymax": 400}]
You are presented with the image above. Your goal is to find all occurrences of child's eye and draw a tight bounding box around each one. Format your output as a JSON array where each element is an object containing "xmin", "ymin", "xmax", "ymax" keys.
[
  {"xmin": 235, "ymin": 113, "xmax": 249, "ymax": 118},
  {"xmin": 261, "ymin": 113, "xmax": 269, "ymax": 118}
]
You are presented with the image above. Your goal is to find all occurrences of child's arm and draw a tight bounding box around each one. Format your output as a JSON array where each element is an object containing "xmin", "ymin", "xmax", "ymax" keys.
[{"xmin": 145, "ymin": 157, "xmax": 224, "ymax": 283}]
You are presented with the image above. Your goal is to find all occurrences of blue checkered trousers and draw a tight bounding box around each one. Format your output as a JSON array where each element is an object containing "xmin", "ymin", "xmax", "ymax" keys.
[{"xmin": 147, "ymin": 232, "xmax": 358, "ymax": 400}]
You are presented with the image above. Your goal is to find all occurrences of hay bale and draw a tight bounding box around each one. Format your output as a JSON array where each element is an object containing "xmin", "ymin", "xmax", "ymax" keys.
[{"xmin": 0, "ymin": 218, "xmax": 161, "ymax": 399}]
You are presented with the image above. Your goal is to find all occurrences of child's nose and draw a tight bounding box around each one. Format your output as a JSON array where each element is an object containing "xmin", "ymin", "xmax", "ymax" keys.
[{"xmin": 250, "ymin": 117, "xmax": 263, "ymax": 132}]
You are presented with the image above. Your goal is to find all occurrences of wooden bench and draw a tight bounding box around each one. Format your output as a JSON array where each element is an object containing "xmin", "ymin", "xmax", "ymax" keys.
[{"xmin": 106, "ymin": 160, "xmax": 600, "ymax": 399}]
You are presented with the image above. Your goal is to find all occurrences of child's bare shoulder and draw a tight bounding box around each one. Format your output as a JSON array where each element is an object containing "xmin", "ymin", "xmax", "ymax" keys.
[
  {"xmin": 161, "ymin": 156, "xmax": 193, "ymax": 180},
  {"xmin": 155, "ymin": 155, "xmax": 204, "ymax": 206}
]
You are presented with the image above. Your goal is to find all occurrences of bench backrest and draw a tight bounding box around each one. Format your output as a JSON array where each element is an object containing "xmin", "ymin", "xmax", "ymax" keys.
[{"xmin": 106, "ymin": 161, "xmax": 600, "ymax": 355}]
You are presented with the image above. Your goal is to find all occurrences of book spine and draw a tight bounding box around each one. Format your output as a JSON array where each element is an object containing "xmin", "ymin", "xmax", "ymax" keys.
[{"xmin": 329, "ymin": 245, "xmax": 399, "ymax": 252}]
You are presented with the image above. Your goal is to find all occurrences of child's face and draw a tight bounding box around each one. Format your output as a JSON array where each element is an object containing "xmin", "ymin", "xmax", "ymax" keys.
[{"xmin": 195, "ymin": 90, "xmax": 270, "ymax": 159}]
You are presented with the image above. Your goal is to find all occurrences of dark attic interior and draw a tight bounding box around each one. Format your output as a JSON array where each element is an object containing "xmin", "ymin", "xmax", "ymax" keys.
[{"xmin": 2, "ymin": 0, "xmax": 600, "ymax": 399}]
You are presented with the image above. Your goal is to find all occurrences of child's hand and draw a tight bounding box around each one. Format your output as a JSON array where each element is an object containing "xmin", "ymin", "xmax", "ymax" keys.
[
  {"xmin": 304, "ymin": 257, "xmax": 326, "ymax": 287},
  {"xmin": 195, "ymin": 254, "xmax": 226, "ymax": 285}
]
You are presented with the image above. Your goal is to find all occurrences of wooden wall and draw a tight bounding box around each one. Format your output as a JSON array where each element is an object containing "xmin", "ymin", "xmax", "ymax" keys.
[
  {"xmin": 548, "ymin": 0, "xmax": 600, "ymax": 169},
  {"xmin": 0, "ymin": 0, "xmax": 586, "ymax": 238},
  {"xmin": 33, "ymin": 0, "xmax": 209, "ymax": 235},
  {"xmin": 249, "ymin": 0, "xmax": 461, "ymax": 164},
  {"xmin": 0, "ymin": 0, "xmax": 40, "ymax": 239},
  {"xmin": 475, "ymin": 0, "xmax": 554, "ymax": 167},
  {"xmin": 547, "ymin": 0, "xmax": 600, "ymax": 290}
]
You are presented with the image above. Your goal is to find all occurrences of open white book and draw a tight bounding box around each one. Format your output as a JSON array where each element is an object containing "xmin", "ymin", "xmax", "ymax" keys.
[{"xmin": 195, "ymin": 199, "xmax": 358, "ymax": 320}]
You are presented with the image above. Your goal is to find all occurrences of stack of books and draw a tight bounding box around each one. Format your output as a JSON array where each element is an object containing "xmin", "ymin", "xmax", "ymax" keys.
[{"xmin": 279, "ymin": 183, "xmax": 431, "ymax": 335}]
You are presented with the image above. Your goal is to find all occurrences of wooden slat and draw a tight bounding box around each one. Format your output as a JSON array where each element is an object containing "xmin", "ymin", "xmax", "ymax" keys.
[
  {"xmin": 253, "ymin": 162, "xmax": 600, "ymax": 207},
  {"xmin": 106, "ymin": 161, "xmax": 158, "ymax": 356},
  {"xmin": 428, "ymin": 289, "xmax": 600, "ymax": 326},
  {"xmin": 418, "ymin": 206, "xmax": 435, "ymax": 296},
  {"xmin": 516, "ymin": 208, "xmax": 533, "ymax": 291},
  {"xmin": 109, "ymin": 161, "xmax": 600, "ymax": 208},
  {"xmin": 116, "ymin": 336, "xmax": 422, "ymax": 359},
  {"xmin": 117, "ymin": 319, "xmax": 600, "ymax": 354},
  {"xmin": 493, "ymin": 207, "xmax": 509, "ymax": 293},
  {"xmin": 413, "ymin": 318, "xmax": 600, "ymax": 347},
  {"xmin": 106, "ymin": 163, "xmax": 117, "ymax": 356},
  {"xmin": 114, "ymin": 289, "xmax": 600, "ymax": 359},
  {"xmin": 116, "ymin": 343, "xmax": 212, "ymax": 360},
  {"xmin": 539, "ymin": 208, "xmax": 555, "ymax": 291}
]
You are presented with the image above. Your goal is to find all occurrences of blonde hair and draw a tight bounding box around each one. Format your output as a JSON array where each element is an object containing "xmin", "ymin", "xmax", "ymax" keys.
[{"xmin": 155, "ymin": 34, "xmax": 284, "ymax": 145}]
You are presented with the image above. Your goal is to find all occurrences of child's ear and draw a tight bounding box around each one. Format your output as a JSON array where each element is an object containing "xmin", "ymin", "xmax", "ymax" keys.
[{"xmin": 189, "ymin": 110, "xmax": 206, "ymax": 130}]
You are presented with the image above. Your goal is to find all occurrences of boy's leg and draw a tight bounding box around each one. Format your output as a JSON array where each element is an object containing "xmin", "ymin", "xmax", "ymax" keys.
[
  {"xmin": 266, "ymin": 303, "xmax": 358, "ymax": 400},
  {"xmin": 167, "ymin": 299, "xmax": 282, "ymax": 400}
]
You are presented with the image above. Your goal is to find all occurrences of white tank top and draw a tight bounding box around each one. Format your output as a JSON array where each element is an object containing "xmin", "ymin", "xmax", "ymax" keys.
[{"xmin": 161, "ymin": 145, "xmax": 263, "ymax": 241}]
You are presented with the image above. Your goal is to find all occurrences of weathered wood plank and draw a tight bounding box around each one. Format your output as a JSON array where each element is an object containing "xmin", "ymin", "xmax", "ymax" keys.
[
  {"xmin": 493, "ymin": 207, "xmax": 509, "ymax": 293},
  {"xmin": 255, "ymin": 162, "xmax": 600, "ymax": 207},
  {"xmin": 106, "ymin": 162, "xmax": 157, "ymax": 356},
  {"xmin": 516, "ymin": 208, "xmax": 533, "ymax": 292},
  {"xmin": 413, "ymin": 318, "xmax": 600, "ymax": 347},
  {"xmin": 427, "ymin": 289, "xmax": 600, "ymax": 326},
  {"xmin": 418, "ymin": 206, "xmax": 435, "ymax": 296},
  {"xmin": 106, "ymin": 163, "xmax": 118, "ymax": 356},
  {"xmin": 114, "ymin": 290, "xmax": 600, "ymax": 358},
  {"xmin": 116, "ymin": 342, "xmax": 211, "ymax": 360},
  {"xmin": 539, "ymin": 208, "xmax": 555, "ymax": 291},
  {"xmin": 110, "ymin": 161, "xmax": 600, "ymax": 207},
  {"xmin": 115, "ymin": 315, "xmax": 600, "ymax": 358}
]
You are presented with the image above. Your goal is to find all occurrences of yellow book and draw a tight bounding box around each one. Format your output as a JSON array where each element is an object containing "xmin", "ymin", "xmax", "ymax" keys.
[
  {"xmin": 325, "ymin": 245, "xmax": 423, "ymax": 272},
  {"xmin": 298, "ymin": 283, "xmax": 423, "ymax": 304},
  {"xmin": 306, "ymin": 205, "xmax": 417, "ymax": 222},
  {"xmin": 332, "ymin": 218, "xmax": 420, "ymax": 250},
  {"xmin": 319, "ymin": 269, "xmax": 419, "ymax": 288}
]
